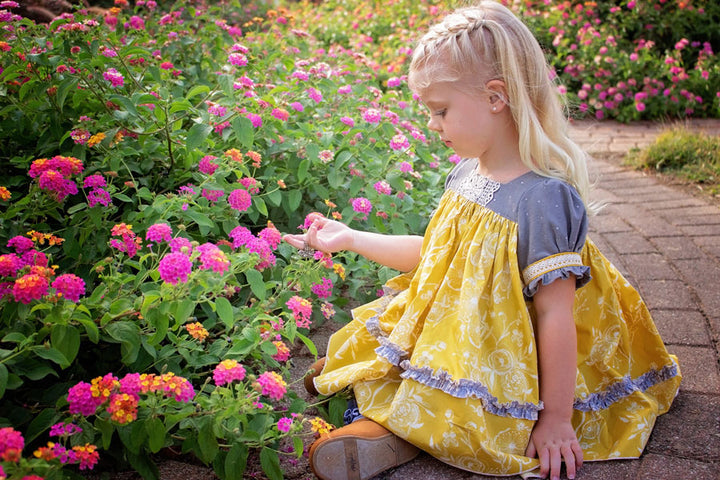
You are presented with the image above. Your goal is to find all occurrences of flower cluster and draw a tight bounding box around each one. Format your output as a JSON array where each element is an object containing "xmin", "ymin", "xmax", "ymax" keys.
[
  {"xmin": 28, "ymin": 155, "xmax": 83, "ymax": 201},
  {"xmin": 213, "ymin": 359, "xmax": 246, "ymax": 386},
  {"xmin": 109, "ymin": 223, "xmax": 142, "ymax": 258},
  {"xmin": 82, "ymin": 174, "xmax": 112, "ymax": 207},
  {"xmin": 256, "ymin": 371, "xmax": 286, "ymax": 401},
  {"xmin": 311, "ymin": 277, "xmax": 334, "ymax": 299},
  {"xmin": 1, "ymin": 424, "xmax": 99, "ymax": 474},
  {"xmin": 1, "ymin": 235, "xmax": 85, "ymax": 304},
  {"xmin": 228, "ymin": 222, "xmax": 281, "ymax": 270},
  {"xmin": 286, "ymin": 295, "xmax": 312, "ymax": 328},
  {"xmin": 186, "ymin": 321, "xmax": 209, "ymax": 341},
  {"xmin": 67, "ymin": 372, "xmax": 195, "ymax": 421}
]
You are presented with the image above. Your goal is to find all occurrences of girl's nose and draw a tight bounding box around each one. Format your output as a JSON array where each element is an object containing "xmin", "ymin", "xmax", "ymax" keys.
[{"xmin": 427, "ymin": 116, "xmax": 441, "ymax": 132}]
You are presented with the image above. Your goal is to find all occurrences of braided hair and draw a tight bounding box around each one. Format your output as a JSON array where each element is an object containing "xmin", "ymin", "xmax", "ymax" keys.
[{"xmin": 409, "ymin": 1, "xmax": 596, "ymax": 212}]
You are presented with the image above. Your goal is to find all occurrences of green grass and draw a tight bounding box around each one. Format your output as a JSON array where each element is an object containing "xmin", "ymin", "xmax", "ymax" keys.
[{"xmin": 625, "ymin": 127, "xmax": 720, "ymax": 197}]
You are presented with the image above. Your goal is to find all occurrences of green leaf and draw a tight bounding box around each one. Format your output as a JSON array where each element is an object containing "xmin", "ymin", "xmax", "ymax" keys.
[
  {"xmin": 224, "ymin": 443, "xmax": 249, "ymax": 480},
  {"xmin": 56, "ymin": 76, "xmax": 79, "ymax": 113},
  {"xmin": 126, "ymin": 451, "xmax": 159, "ymax": 480},
  {"xmin": 185, "ymin": 210, "xmax": 216, "ymax": 235},
  {"xmin": 231, "ymin": 116, "xmax": 254, "ymax": 150},
  {"xmin": 108, "ymin": 94, "xmax": 139, "ymax": 118},
  {"xmin": 95, "ymin": 417, "xmax": 114, "ymax": 449},
  {"xmin": 215, "ymin": 297, "xmax": 234, "ymax": 330},
  {"xmin": 0, "ymin": 364, "xmax": 7, "ymax": 399},
  {"xmin": 18, "ymin": 360, "xmax": 57, "ymax": 381},
  {"xmin": 26, "ymin": 408, "xmax": 57, "ymax": 444},
  {"xmin": 266, "ymin": 189, "xmax": 282, "ymax": 207},
  {"xmin": 329, "ymin": 395, "xmax": 348, "ymax": 428},
  {"xmin": 146, "ymin": 309, "xmax": 169, "ymax": 346},
  {"xmin": 295, "ymin": 331, "xmax": 318, "ymax": 357},
  {"xmin": 32, "ymin": 346, "xmax": 69, "ymax": 368},
  {"xmin": 259, "ymin": 447, "xmax": 283, "ymax": 480},
  {"xmin": 245, "ymin": 269, "xmax": 266, "ymax": 300},
  {"xmin": 186, "ymin": 123, "xmax": 213, "ymax": 153},
  {"xmin": 197, "ymin": 417, "xmax": 219, "ymax": 463},
  {"xmin": 51, "ymin": 324, "xmax": 80, "ymax": 366},
  {"xmin": 186, "ymin": 84, "xmax": 210, "ymax": 100},
  {"xmin": 253, "ymin": 196, "xmax": 268, "ymax": 216},
  {"xmin": 145, "ymin": 417, "xmax": 166, "ymax": 453},
  {"xmin": 105, "ymin": 321, "xmax": 142, "ymax": 365},
  {"xmin": 297, "ymin": 158, "xmax": 310, "ymax": 183},
  {"xmin": 171, "ymin": 299, "xmax": 196, "ymax": 326},
  {"xmin": 75, "ymin": 317, "xmax": 99, "ymax": 343},
  {"xmin": 293, "ymin": 436, "xmax": 304, "ymax": 459},
  {"xmin": 287, "ymin": 190, "xmax": 302, "ymax": 212},
  {"xmin": 2, "ymin": 332, "xmax": 26, "ymax": 343}
]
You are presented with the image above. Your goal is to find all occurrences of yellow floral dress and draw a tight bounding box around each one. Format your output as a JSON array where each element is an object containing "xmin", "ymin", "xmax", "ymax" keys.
[{"xmin": 313, "ymin": 159, "xmax": 681, "ymax": 477}]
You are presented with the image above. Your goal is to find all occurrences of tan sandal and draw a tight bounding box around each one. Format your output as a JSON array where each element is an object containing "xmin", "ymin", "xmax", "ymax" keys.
[
  {"xmin": 309, "ymin": 418, "xmax": 420, "ymax": 480},
  {"xmin": 304, "ymin": 357, "xmax": 326, "ymax": 396}
]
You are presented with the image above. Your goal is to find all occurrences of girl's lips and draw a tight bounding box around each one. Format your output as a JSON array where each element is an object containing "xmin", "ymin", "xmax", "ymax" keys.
[{"xmin": 443, "ymin": 139, "xmax": 452, "ymax": 147}]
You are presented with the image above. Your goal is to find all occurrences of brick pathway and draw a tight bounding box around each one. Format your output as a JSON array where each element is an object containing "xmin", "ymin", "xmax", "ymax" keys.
[{"xmin": 291, "ymin": 119, "xmax": 720, "ymax": 480}]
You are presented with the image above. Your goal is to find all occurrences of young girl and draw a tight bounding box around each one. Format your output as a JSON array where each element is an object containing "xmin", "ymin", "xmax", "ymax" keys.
[{"xmin": 284, "ymin": 2, "xmax": 681, "ymax": 479}]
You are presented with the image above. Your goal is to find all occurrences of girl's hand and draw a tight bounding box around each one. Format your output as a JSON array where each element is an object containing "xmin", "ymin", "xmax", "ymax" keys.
[
  {"xmin": 525, "ymin": 413, "xmax": 583, "ymax": 480},
  {"xmin": 282, "ymin": 216, "xmax": 355, "ymax": 254}
]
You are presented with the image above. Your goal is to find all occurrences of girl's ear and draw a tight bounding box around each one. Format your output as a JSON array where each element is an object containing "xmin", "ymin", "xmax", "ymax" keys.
[{"xmin": 486, "ymin": 79, "xmax": 508, "ymax": 112}]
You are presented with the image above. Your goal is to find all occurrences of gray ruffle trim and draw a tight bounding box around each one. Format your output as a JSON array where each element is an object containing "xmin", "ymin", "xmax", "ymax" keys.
[
  {"xmin": 573, "ymin": 362, "xmax": 679, "ymax": 412},
  {"xmin": 523, "ymin": 265, "xmax": 591, "ymax": 298},
  {"xmin": 374, "ymin": 338, "xmax": 408, "ymax": 366},
  {"xmin": 398, "ymin": 361, "xmax": 543, "ymax": 421}
]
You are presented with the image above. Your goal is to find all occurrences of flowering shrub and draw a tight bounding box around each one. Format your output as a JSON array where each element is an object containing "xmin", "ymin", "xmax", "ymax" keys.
[{"xmin": 0, "ymin": 0, "xmax": 716, "ymax": 478}]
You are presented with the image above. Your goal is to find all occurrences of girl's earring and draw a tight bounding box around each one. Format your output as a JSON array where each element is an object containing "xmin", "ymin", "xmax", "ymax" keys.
[{"xmin": 492, "ymin": 106, "xmax": 497, "ymax": 112}]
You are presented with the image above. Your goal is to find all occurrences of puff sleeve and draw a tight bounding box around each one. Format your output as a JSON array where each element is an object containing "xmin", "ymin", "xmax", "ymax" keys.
[{"xmin": 516, "ymin": 178, "xmax": 591, "ymax": 298}]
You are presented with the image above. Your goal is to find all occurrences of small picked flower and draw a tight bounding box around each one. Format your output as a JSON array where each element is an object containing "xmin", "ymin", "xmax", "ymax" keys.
[{"xmin": 351, "ymin": 197, "xmax": 372, "ymax": 220}]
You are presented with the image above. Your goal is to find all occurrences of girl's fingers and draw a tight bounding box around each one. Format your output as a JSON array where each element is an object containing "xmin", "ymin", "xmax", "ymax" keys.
[
  {"xmin": 549, "ymin": 446, "xmax": 561, "ymax": 480},
  {"xmin": 572, "ymin": 442, "xmax": 584, "ymax": 469},
  {"xmin": 561, "ymin": 445, "xmax": 577, "ymax": 479},
  {"xmin": 282, "ymin": 234, "xmax": 306, "ymax": 250}
]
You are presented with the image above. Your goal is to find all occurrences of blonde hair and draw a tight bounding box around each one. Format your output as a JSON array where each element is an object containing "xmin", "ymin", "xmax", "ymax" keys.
[{"xmin": 409, "ymin": 1, "xmax": 596, "ymax": 212}]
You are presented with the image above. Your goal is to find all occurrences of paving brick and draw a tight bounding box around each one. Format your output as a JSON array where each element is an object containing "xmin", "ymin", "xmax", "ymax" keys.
[
  {"xmin": 602, "ymin": 178, "xmax": 661, "ymax": 190},
  {"xmin": 672, "ymin": 259, "xmax": 720, "ymax": 316},
  {"xmin": 623, "ymin": 213, "xmax": 682, "ymax": 238},
  {"xmin": 647, "ymin": 199, "xmax": 710, "ymax": 211},
  {"xmin": 645, "ymin": 392, "xmax": 720, "ymax": 461},
  {"xmin": 636, "ymin": 279, "xmax": 696, "ymax": 310},
  {"xmin": 589, "ymin": 211, "xmax": 633, "ymax": 234},
  {"xmin": 620, "ymin": 253, "xmax": 676, "ymax": 281},
  {"xmin": 636, "ymin": 454, "xmax": 719, "ymax": 480},
  {"xmin": 604, "ymin": 232, "xmax": 656, "ymax": 255},
  {"xmin": 383, "ymin": 453, "xmax": 475, "ymax": 479},
  {"xmin": 666, "ymin": 345, "xmax": 720, "ymax": 394},
  {"xmin": 670, "ymin": 214, "xmax": 720, "ymax": 226},
  {"xmin": 651, "ymin": 309, "xmax": 711, "ymax": 346},
  {"xmin": 651, "ymin": 236, "xmax": 705, "ymax": 260},
  {"xmin": 575, "ymin": 459, "xmax": 640, "ymax": 480},
  {"xmin": 678, "ymin": 223, "xmax": 720, "ymax": 236},
  {"xmin": 590, "ymin": 187, "xmax": 625, "ymax": 205},
  {"xmin": 692, "ymin": 236, "xmax": 720, "ymax": 262}
]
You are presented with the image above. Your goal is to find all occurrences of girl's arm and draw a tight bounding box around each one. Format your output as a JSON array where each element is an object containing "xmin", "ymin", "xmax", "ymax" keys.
[
  {"xmin": 525, "ymin": 277, "xmax": 583, "ymax": 480},
  {"xmin": 283, "ymin": 215, "xmax": 423, "ymax": 272}
]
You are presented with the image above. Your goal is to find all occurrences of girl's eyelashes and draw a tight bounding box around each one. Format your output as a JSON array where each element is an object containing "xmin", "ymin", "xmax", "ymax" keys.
[{"xmin": 433, "ymin": 109, "xmax": 446, "ymax": 117}]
